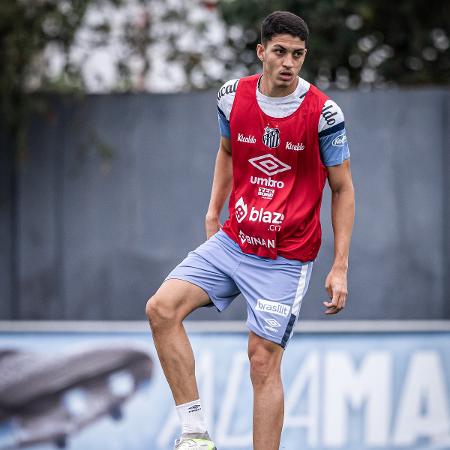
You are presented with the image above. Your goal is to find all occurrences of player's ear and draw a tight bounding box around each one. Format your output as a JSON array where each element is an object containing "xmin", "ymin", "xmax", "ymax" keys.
[{"xmin": 256, "ymin": 43, "xmax": 265, "ymax": 62}]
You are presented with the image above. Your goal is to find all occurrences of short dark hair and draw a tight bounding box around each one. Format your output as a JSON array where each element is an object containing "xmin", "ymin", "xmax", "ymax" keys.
[{"xmin": 261, "ymin": 11, "xmax": 309, "ymax": 46}]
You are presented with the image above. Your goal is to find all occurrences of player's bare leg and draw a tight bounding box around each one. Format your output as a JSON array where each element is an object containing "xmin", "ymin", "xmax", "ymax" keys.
[
  {"xmin": 146, "ymin": 279, "xmax": 211, "ymax": 404},
  {"xmin": 248, "ymin": 331, "xmax": 285, "ymax": 450}
]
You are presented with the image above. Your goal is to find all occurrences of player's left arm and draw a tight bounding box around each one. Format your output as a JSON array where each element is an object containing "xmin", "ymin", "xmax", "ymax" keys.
[{"xmin": 324, "ymin": 159, "xmax": 355, "ymax": 315}]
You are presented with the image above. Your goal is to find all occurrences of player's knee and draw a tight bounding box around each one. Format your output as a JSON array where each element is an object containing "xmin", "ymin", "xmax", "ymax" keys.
[
  {"xmin": 249, "ymin": 346, "xmax": 280, "ymax": 386},
  {"xmin": 249, "ymin": 352, "xmax": 270, "ymax": 385},
  {"xmin": 145, "ymin": 294, "xmax": 177, "ymax": 329}
]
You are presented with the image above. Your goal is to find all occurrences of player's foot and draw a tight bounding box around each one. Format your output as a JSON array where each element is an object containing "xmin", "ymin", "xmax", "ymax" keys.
[{"xmin": 174, "ymin": 432, "xmax": 217, "ymax": 449}]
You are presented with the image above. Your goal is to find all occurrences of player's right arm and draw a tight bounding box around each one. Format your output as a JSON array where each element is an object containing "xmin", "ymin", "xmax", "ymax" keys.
[
  {"xmin": 205, "ymin": 137, "xmax": 233, "ymax": 239},
  {"xmin": 205, "ymin": 79, "xmax": 239, "ymax": 239}
]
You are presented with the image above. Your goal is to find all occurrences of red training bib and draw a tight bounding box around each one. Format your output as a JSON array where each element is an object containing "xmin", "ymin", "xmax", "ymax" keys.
[{"xmin": 221, "ymin": 74, "xmax": 328, "ymax": 261}]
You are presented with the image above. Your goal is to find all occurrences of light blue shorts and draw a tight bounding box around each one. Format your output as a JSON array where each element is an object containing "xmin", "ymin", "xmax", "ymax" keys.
[{"xmin": 166, "ymin": 230, "xmax": 313, "ymax": 348}]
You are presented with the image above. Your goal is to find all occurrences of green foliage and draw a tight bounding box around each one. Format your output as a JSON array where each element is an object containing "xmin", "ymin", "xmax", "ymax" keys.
[
  {"xmin": 218, "ymin": 0, "xmax": 450, "ymax": 88},
  {"xmin": 0, "ymin": 0, "xmax": 121, "ymax": 158},
  {"xmin": 0, "ymin": 0, "xmax": 448, "ymax": 159},
  {"xmin": 1, "ymin": 0, "xmax": 88, "ymax": 157}
]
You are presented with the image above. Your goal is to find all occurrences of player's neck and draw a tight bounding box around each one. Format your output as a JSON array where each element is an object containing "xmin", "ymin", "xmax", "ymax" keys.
[{"xmin": 259, "ymin": 74, "xmax": 299, "ymax": 98}]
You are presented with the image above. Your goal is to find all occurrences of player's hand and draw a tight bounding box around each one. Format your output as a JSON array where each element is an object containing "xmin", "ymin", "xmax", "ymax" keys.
[
  {"xmin": 205, "ymin": 213, "xmax": 222, "ymax": 239},
  {"xmin": 323, "ymin": 266, "xmax": 348, "ymax": 315}
]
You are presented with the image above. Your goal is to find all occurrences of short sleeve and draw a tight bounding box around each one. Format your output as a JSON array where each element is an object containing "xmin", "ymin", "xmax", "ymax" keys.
[
  {"xmin": 217, "ymin": 79, "xmax": 239, "ymax": 139},
  {"xmin": 217, "ymin": 107, "xmax": 231, "ymax": 139},
  {"xmin": 318, "ymin": 100, "xmax": 350, "ymax": 166}
]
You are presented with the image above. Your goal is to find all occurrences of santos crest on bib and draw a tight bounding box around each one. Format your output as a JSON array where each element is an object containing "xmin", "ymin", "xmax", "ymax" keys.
[{"xmin": 262, "ymin": 125, "xmax": 280, "ymax": 148}]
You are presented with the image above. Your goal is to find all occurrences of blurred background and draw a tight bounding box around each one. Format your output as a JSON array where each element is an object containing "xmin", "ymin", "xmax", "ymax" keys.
[
  {"xmin": 1, "ymin": 0, "xmax": 449, "ymax": 321},
  {"xmin": 0, "ymin": 0, "xmax": 449, "ymax": 449}
]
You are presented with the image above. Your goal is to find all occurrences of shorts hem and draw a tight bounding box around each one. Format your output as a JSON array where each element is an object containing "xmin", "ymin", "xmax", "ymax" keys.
[
  {"xmin": 164, "ymin": 276, "xmax": 222, "ymax": 312},
  {"xmin": 246, "ymin": 321, "xmax": 286, "ymax": 349}
]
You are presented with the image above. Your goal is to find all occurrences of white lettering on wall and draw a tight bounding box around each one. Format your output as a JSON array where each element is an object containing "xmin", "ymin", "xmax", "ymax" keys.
[
  {"xmin": 323, "ymin": 351, "xmax": 392, "ymax": 447},
  {"xmin": 152, "ymin": 344, "xmax": 450, "ymax": 449},
  {"xmin": 284, "ymin": 352, "xmax": 320, "ymax": 447},
  {"xmin": 216, "ymin": 352, "xmax": 252, "ymax": 447},
  {"xmin": 393, "ymin": 351, "xmax": 450, "ymax": 446}
]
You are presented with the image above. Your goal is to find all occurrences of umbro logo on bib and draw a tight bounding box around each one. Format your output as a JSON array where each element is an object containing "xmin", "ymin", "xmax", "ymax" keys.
[
  {"xmin": 248, "ymin": 154, "xmax": 291, "ymax": 176},
  {"xmin": 262, "ymin": 126, "xmax": 280, "ymax": 148}
]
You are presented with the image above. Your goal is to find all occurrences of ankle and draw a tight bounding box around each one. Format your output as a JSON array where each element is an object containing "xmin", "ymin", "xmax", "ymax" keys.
[{"xmin": 176, "ymin": 399, "xmax": 208, "ymax": 434}]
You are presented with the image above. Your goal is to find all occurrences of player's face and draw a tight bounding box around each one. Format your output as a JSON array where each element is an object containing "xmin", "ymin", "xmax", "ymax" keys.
[{"xmin": 257, "ymin": 34, "xmax": 307, "ymax": 94}]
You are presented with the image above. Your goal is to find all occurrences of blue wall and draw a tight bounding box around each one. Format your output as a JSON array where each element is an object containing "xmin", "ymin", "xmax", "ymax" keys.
[{"xmin": 0, "ymin": 330, "xmax": 449, "ymax": 449}]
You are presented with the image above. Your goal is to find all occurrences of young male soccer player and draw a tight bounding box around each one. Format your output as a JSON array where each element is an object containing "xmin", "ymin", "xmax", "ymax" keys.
[{"xmin": 146, "ymin": 11, "xmax": 355, "ymax": 450}]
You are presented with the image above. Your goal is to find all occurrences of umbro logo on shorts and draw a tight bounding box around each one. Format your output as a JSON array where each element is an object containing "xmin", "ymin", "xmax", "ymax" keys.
[
  {"xmin": 264, "ymin": 318, "xmax": 282, "ymax": 334},
  {"xmin": 255, "ymin": 299, "xmax": 290, "ymax": 317},
  {"xmin": 264, "ymin": 318, "xmax": 281, "ymax": 328}
]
